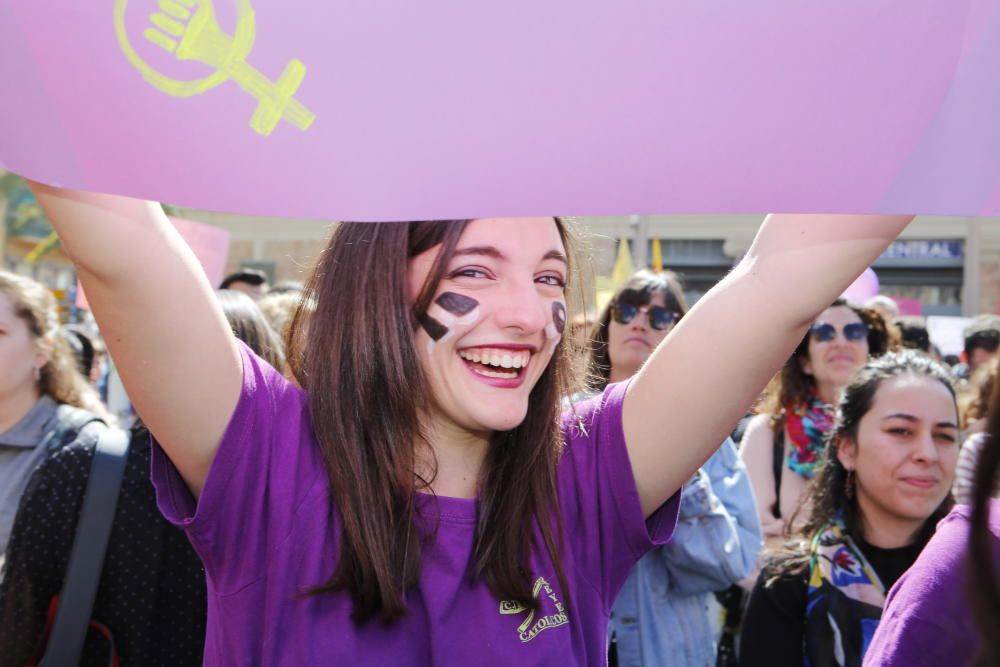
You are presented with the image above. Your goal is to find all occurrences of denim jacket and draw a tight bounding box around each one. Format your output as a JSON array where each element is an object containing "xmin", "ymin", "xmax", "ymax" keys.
[{"xmin": 610, "ymin": 438, "xmax": 762, "ymax": 667}]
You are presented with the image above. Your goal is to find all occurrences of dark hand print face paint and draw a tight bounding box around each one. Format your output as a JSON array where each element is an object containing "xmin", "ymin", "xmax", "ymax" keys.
[
  {"xmin": 418, "ymin": 313, "xmax": 450, "ymax": 341},
  {"xmin": 544, "ymin": 301, "xmax": 567, "ymax": 352},
  {"xmin": 552, "ymin": 302, "xmax": 566, "ymax": 335},
  {"xmin": 436, "ymin": 292, "xmax": 479, "ymax": 317},
  {"xmin": 419, "ymin": 292, "xmax": 482, "ymax": 348}
]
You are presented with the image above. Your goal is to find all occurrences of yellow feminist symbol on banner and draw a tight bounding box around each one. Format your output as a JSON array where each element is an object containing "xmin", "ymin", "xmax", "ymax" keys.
[{"xmin": 114, "ymin": 0, "xmax": 315, "ymax": 136}]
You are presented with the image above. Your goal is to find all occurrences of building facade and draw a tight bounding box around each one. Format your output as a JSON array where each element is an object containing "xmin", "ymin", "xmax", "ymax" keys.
[{"xmin": 574, "ymin": 215, "xmax": 1000, "ymax": 316}]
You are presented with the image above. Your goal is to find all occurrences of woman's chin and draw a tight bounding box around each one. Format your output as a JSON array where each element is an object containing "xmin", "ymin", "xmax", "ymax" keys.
[{"xmin": 466, "ymin": 404, "xmax": 529, "ymax": 434}]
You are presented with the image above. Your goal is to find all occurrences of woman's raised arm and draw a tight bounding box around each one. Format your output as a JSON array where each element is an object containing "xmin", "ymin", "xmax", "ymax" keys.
[
  {"xmin": 624, "ymin": 214, "xmax": 912, "ymax": 516},
  {"xmin": 29, "ymin": 183, "xmax": 242, "ymax": 498}
]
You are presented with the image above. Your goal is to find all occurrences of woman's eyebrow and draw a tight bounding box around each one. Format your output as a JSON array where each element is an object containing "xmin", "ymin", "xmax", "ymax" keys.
[
  {"xmin": 452, "ymin": 246, "xmax": 568, "ymax": 265},
  {"xmin": 542, "ymin": 249, "xmax": 568, "ymax": 265},
  {"xmin": 882, "ymin": 413, "xmax": 958, "ymax": 429},
  {"xmin": 453, "ymin": 245, "xmax": 503, "ymax": 260}
]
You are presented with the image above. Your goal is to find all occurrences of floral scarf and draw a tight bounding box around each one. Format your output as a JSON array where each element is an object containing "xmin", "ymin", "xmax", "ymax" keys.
[
  {"xmin": 785, "ymin": 390, "xmax": 833, "ymax": 478},
  {"xmin": 803, "ymin": 513, "xmax": 886, "ymax": 667}
]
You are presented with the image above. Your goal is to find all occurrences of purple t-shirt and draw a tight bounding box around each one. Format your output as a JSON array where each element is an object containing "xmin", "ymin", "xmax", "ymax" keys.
[
  {"xmin": 151, "ymin": 343, "xmax": 680, "ymax": 665},
  {"xmin": 863, "ymin": 500, "xmax": 1000, "ymax": 667}
]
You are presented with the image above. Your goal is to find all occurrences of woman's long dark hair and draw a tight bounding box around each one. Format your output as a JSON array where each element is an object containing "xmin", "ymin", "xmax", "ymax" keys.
[
  {"xmin": 768, "ymin": 351, "xmax": 956, "ymax": 581},
  {"xmin": 970, "ymin": 362, "xmax": 1000, "ymax": 665},
  {"xmin": 286, "ymin": 218, "xmax": 578, "ymax": 624},
  {"xmin": 758, "ymin": 298, "xmax": 891, "ymax": 431},
  {"xmin": 586, "ymin": 269, "xmax": 688, "ymax": 390}
]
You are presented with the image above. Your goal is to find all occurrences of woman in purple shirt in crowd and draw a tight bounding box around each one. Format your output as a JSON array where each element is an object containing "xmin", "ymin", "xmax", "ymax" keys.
[{"xmin": 27, "ymin": 180, "xmax": 911, "ymax": 666}]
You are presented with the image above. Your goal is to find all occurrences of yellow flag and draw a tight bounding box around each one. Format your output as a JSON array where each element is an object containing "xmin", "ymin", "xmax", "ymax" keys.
[
  {"xmin": 610, "ymin": 238, "xmax": 635, "ymax": 288},
  {"xmin": 24, "ymin": 231, "xmax": 61, "ymax": 265},
  {"xmin": 651, "ymin": 238, "xmax": 663, "ymax": 273}
]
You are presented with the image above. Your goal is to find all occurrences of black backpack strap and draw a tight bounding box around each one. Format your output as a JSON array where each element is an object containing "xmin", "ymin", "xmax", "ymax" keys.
[
  {"xmin": 771, "ymin": 423, "xmax": 785, "ymax": 519},
  {"xmin": 39, "ymin": 427, "xmax": 130, "ymax": 667}
]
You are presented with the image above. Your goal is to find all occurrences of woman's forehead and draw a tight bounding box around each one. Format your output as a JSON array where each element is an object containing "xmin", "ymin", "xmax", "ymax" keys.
[
  {"xmin": 816, "ymin": 305, "xmax": 861, "ymax": 324},
  {"xmin": 0, "ymin": 291, "xmax": 19, "ymax": 321},
  {"xmin": 867, "ymin": 375, "xmax": 957, "ymax": 419},
  {"xmin": 617, "ymin": 287, "xmax": 667, "ymax": 307}
]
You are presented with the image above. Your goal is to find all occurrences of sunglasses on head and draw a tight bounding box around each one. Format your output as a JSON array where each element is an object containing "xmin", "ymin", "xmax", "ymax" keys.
[
  {"xmin": 609, "ymin": 303, "xmax": 681, "ymax": 331},
  {"xmin": 810, "ymin": 322, "xmax": 870, "ymax": 343}
]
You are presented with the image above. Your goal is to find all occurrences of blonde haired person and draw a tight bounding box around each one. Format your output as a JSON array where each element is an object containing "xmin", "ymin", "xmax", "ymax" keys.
[{"xmin": 0, "ymin": 271, "xmax": 108, "ymax": 556}]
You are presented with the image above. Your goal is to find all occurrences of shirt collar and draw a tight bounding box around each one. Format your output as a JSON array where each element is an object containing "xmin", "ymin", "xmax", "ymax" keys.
[{"xmin": 0, "ymin": 395, "xmax": 60, "ymax": 448}]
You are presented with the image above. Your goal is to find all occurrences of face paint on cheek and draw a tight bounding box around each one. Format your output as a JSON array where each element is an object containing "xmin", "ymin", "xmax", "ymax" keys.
[
  {"xmin": 436, "ymin": 292, "xmax": 479, "ymax": 317},
  {"xmin": 552, "ymin": 302, "xmax": 566, "ymax": 335},
  {"xmin": 418, "ymin": 313, "xmax": 450, "ymax": 342},
  {"xmin": 419, "ymin": 293, "xmax": 482, "ymax": 356},
  {"xmin": 545, "ymin": 301, "xmax": 566, "ymax": 353}
]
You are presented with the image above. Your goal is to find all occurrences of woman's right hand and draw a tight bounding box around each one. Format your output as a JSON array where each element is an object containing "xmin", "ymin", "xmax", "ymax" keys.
[{"xmin": 28, "ymin": 182, "xmax": 242, "ymax": 498}]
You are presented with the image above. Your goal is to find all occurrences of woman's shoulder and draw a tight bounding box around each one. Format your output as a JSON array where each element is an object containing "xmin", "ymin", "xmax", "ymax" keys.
[
  {"xmin": 740, "ymin": 413, "xmax": 780, "ymax": 462},
  {"xmin": 747, "ymin": 545, "xmax": 810, "ymax": 619},
  {"xmin": 756, "ymin": 543, "xmax": 808, "ymax": 590},
  {"xmin": 560, "ymin": 384, "xmax": 621, "ymax": 441},
  {"xmin": 743, "ymin": 413, "xmax": 778, "ymax": 441},
  {"xmin": 759, "ymin": 543, "xmax": 808, "ymax": 580},
  {"xmin": 233, "ymin": 339, "xmax": 309, "ymax": 417}
]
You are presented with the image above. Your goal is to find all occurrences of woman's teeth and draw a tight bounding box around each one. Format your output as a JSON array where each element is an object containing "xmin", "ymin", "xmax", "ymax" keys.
[
  {"xmin": 476, "ymin": 367, "xmax": 518, "ymax": 378},
  {"xmin": 458, "ymin": 348, "xmax": 530, "ymax": 377}
]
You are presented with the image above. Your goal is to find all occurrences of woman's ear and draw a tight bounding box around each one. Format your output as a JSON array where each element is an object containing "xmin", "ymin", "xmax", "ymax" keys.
[
  {"xmin": 835, "ymin": 434, "xmax": 857, "ymax": 471},
  {"xmin": 33, "ymin": 337, "xmax": 53, "ymax": 371}
]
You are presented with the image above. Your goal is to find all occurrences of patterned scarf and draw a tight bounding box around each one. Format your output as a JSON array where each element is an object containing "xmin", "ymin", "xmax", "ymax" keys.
[
  {"xmin": 803, "ymin": 513, "xmax": 885, "ymax": 667},
  {"xmin": 785, "ymin": 390, "xmax": 833, "ymax": 478}
]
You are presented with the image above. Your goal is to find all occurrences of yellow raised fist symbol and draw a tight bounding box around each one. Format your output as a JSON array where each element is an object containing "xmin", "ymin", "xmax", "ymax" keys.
[{"xmin": 114, "ymin": 0, "xmax": 315, "ymax": 136}]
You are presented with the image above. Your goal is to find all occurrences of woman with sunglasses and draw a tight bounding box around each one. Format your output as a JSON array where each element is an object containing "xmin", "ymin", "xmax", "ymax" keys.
[
  {"xmin": 588, "ymin": 270, "xmax": 686, "ymax": 385},
  {"xmin": 740, "ymin": 351, "xmax": 960, "ymax": 667},
  {"xmin": 742, "ymin": 299, "xmax": 890, "ymax": 544},
  {"xmin": 589, "ymin": 270, "xmax": 762, "ymax": 667},
  {"xmin": 22, "ymin": 180, "xmax": 909, "ymax": 666}
]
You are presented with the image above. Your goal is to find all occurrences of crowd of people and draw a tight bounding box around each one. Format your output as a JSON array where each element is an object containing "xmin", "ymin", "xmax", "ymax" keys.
[{"xmin": 0, "ymin": 196, "xmax": 997, "ymax": 666}]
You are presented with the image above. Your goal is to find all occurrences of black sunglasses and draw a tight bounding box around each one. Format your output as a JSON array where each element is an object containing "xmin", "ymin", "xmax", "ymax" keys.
[
  {"xmin": 609, "ymin": 303, "xmax": 681, "ymax": 331},
  {"xmin": 810, "ymin": 322, "xmax": 870, "ymax": 343}
]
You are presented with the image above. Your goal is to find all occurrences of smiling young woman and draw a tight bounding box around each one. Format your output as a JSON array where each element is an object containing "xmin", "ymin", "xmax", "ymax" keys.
[
  {"xmin": 740, "ymin": 351, "xmax": 960, "ymax": 667},
  {"xmin": 26, "ymin": 181, "xmax": 911, "ymax": 665}
]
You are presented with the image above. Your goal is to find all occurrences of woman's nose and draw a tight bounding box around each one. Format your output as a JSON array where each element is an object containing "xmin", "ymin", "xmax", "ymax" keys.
[{"xmin": 494, "ymin": 282, "xmax": 549, "ymax": 333}]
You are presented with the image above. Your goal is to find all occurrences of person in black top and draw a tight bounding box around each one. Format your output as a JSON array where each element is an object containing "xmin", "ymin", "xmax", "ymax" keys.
[
  {"xmin": 0, "ymin": 290, "xmax": 285, "ymax": 665},
  {"xmin": 740, "ymin": 351, "xmax": 960, "ymax": 667},
  {"xmin": 0, "ymin": 424, "xmax": 208, "ymax": 665}
]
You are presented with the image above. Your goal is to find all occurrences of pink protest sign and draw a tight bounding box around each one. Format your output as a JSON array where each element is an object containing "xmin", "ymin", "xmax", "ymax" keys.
[
  {"xmin": 2, "ymin": 1, "xmax": 999, "ymax": 220},
  {"xmin": 75, "ymin": 215, "xmax": 230, "ymax": 308},
  {"xmin": 892, "ymin": 297, "xmax": 924, "ymax": 316},
  {"xmin": 168, "ymin": 216, "xmax": 231, "ymax": 286}
]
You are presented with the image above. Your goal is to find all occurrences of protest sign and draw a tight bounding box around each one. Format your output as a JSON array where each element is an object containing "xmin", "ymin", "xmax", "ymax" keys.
[{"xmin": 1, "ymin": 1, "xmax": 998, "ymax": 219}]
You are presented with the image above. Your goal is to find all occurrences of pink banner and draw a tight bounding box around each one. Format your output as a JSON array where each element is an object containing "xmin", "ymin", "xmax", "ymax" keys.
[
  {"xmin": 168, "ymin": 215, "xmax": 231, "ymax": 286},
  {"xmin": 2, "ymin": 1, "xmax": 999, "ymax": 220}
]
